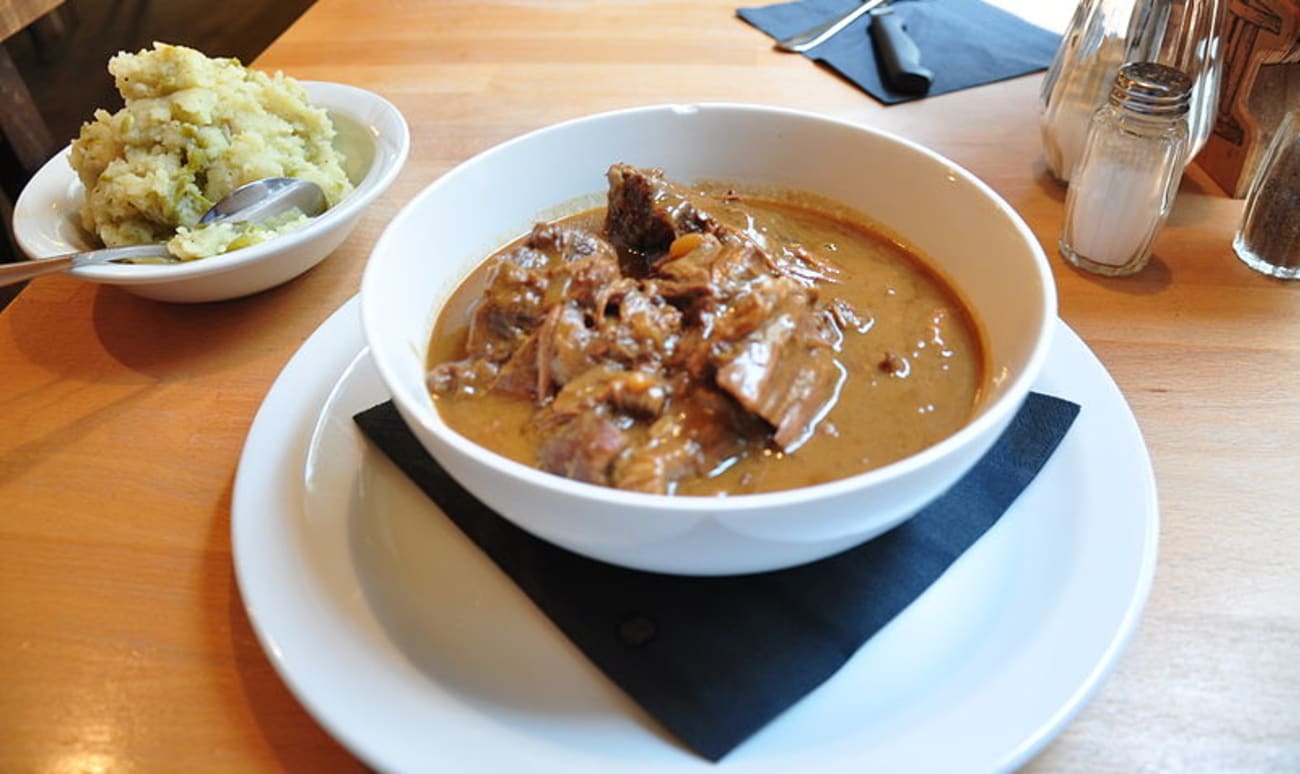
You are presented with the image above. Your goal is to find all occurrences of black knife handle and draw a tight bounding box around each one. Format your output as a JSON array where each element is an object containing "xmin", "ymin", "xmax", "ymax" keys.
[{"xmin": 869, "ymin": 8, "xmax": 934, "ymax": 95}]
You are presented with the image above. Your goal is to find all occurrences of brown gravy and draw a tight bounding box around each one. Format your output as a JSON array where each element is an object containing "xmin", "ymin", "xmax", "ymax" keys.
[{"xmin": 427, "ymin": 168, "xmax": 985, "ymax": 496}]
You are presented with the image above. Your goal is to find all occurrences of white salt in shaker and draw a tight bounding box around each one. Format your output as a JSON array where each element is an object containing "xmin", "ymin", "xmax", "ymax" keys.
[
  {"xmin": 1039, "ymin": 0, "xmax": 1135, "ymax": 184},
  {"xmin": 1059, "ymin": 62, "xmax": 1192, "ymax": 276}
]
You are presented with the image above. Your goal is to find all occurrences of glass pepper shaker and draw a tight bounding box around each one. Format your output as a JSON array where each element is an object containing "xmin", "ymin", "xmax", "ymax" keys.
[
  {"xmin": 1233, "ymin": 109, "xmax": 1300, "ymax": 280},
  {"xmin": 1059, "ymin": 62, "xmax": 1192, "ymax": 277}
]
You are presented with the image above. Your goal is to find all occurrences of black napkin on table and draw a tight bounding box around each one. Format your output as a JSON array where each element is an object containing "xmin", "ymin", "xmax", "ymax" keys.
[
  {"xmin": 353, "ymin": 391, "xmax": 1079, "ymax": 761},
  {"xmin": 737, "ymin": 0, "xmax": 1062, "ymax": 104}
]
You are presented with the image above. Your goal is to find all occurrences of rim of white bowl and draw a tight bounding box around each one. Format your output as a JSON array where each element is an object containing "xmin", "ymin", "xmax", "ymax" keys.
[
  {"xmin": 20, "ymin": 81, "xmax": 409, "ymax": 285},
  {"xmin": 363, "ymin": 102, "xmax": 1057, "ymax": 511}
]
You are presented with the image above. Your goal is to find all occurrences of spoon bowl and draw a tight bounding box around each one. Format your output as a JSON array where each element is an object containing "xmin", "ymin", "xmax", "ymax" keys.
[{"xmin": 200, "ymin": 177, "xmax": 328, "ymax": 225}]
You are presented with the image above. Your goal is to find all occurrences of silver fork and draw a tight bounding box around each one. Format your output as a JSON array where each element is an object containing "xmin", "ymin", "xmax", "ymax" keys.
[{"xmin": 775, "ymin": 0, "xmax": 890, "ymax": 53}]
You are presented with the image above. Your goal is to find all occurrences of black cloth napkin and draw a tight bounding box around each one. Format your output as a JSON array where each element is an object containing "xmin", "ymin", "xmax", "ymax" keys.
[
  {"xmin": 353, "ymin": 391, "xmax": 1079, "ymax": 761},
  {"xmin": 737, "ymin": 0, "xmax": 1062, "ymax": 104}
]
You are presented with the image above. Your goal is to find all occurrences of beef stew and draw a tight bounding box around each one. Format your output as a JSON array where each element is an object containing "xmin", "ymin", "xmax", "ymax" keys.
[{"xmin": 426, "ymin": 165, "xmax": 986, "ymax": 495}]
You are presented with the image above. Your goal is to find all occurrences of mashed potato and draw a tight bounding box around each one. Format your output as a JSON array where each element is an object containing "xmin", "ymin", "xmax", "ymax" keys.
[{"xmin": 69, "ymin": 42, "xmax": 352, "ymax": 260}]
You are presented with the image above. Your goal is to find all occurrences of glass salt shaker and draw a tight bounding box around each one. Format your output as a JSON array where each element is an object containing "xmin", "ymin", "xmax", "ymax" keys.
[
  {"xmin": 1125, "ymin": 0, "xmax": 1226, "ymax": 160},
  {"xmin": 1039, "ymin": 0, "xmax": 1136, "ymax": 184},
  {"xmin": 1059, "ymin": 62, "xmax": 1192, "ymax": 276},
  {"xmin": 1039, "ymin": 0, "xmax": 1225, "ymax": 183},
  {"xmin": 1233, "ymin": 109, "xmax": 1300, "ymax": 279}
]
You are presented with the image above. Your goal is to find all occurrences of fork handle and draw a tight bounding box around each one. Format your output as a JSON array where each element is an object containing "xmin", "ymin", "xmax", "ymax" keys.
[{"xmin": 776, "ymin": 0, "xmax": 889, "ymax": 53}]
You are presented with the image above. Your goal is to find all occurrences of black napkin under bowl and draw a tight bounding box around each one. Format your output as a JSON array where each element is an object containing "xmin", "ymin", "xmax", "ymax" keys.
[
  {"xmin": 737, "ymin": 0, "xmax": 1062, "ymax": 104},
  {"xmin": 353, "ymin": 391, "xmax": 1079, "ymax": 762}
]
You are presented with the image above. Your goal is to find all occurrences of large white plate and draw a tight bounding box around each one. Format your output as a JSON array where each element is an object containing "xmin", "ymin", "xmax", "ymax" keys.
[{"xmin": 232, "ymin": 297, "xmax": 1158, "ymax": 773}]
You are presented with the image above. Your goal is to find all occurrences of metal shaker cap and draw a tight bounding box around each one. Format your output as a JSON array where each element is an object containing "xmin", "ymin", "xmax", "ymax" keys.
[{"xmin": 1110, "ymin": 62, "xmax": 1193, "ymax": 116}]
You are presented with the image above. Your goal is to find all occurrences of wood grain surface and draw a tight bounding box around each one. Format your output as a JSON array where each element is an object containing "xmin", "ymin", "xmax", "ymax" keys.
[
  {"xmin": 1, "ymin": 1, "xmax": 1297, "ymax": 771},
  {"xmin": 0, "ymin": 0, "xmax": 60, "ymax": 171},
  {"xmin": 0, "ymin": 0, "xmax": 60, "ymax": 41}
]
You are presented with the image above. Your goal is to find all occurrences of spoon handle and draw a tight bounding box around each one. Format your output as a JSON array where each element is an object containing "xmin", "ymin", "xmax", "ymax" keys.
[
  {"xmin": 0, "ymin": 244, "xmax": 175, "ymax": 288},
  {"xmin": 0, "ymin": 254, "xmax": 77, "ymax": 287}
]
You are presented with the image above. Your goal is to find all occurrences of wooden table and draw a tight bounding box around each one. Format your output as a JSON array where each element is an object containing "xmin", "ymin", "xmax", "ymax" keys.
[
  {"xmin": 0, "ymin": 0, "xmax": 59, "ymax": 40},
  {"xmin": 2, "ymin": 1, "xmax": 1297, "ymax": 770}
]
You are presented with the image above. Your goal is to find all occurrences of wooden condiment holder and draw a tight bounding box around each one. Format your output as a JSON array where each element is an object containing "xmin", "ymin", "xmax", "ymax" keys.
[{"xmin": 1197, "ymin": 0, "xmax": 1300, "ymax": 197}]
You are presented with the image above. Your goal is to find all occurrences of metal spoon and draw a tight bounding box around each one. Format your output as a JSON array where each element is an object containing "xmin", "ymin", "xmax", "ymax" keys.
[
  {"xmin": 0, "ymin": 177, "xmax": 327, "ymax": 288},
  {"xmin": 776, "ymin": 0, "xmax": 889, "ymax": 53},
  {"xmin": 197, "ymin": 176, "xmax": 327, "ymax": 226}
]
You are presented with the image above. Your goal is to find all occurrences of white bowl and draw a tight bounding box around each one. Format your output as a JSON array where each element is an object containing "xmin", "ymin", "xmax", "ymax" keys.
[
  {"xmin": 12, "ymin": 81, "xmax": 409, "ymax": 303},
  {"xmin": 361, "ymin": 103, "xmax": 1056, "ymax": 576}
]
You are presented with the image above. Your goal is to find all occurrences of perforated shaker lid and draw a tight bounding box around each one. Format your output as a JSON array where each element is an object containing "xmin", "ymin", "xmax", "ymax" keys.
[{"xmin": 1110, "ymin": 62, "xmax": 1193, "ymax": 116}]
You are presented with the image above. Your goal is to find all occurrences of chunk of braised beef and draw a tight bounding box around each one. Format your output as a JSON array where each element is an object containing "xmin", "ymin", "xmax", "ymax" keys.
[
  {"xmin": 465, "ymin": 259, "xmax": 550, "ymax": 362},
  {"xmin": 545, "ymin": 364, "xmax": 669, "ymax": 420},
  {"xmin": 536, "ymin": 302, "xmax": 601, "ymax": 394},
  {"xmin": 427, "ymin": 358, "xmax": 500, "ymax": 397},
  {"xmin": 528, "ymin": 221, "xmax": 616, "ymax": 264},
  {"xmin": 458, "ymin": 223, "xmax": 624, "ymax": 401},
  {"xmin": 464, "ymin": 223, "xmax": 621, "ymax": 364},
  {"xmin": 723, "ymin": 348, "xmax": 843, "ymax": 450},
  {"xmin": 709, "ymin": 276, "xmax": 846, "ymax": 451},
  {"xmin": 652, "ymin": 232, "xmax": 772, "ymax": 303},
  {"xmin": 597, "ymin": 286, "xmax": 683, "ymax": 366},
  {"xmin": 549, "ymin": 245, "xmax": 622, "ymax": 312},
  {"xmin": 605, "ymin": 163, "xmax": 721, "ymax": 253},
  {"xmin": 640, "ymin": 225, "xmax": 849, "ymax": 452},
  {"xmin": 531, "ymin": 285, "xmax": 683, "ymax": 400},
  {"xmin": 491, "ymin": 330, "xmax": 542, "ymax": 399},
  {"xmin": 611, "ymin": 384, "xmax": 763, "ymax": 494},
  {"xmin": 653, "ymin": 232, "xmax": 716, "ymax": 284},
  {"xmin": 536, "ymin": 411, "xmax": 635, "ymax": 486},
  {"xmin": 712, "ymin": 234, "xmax": 782, "ymax": 289},
  {"xmin": 661, "ymin": 324, "xmax": 716, "ymax": 382},
  {"xmin": 709, "ymin": 275, "xmax": 799, "ymax": 345},
  {"xmin": 605, "ymin": 164, "xmax": 847, "ymax": 287},
  {"xmin": 533, "ymin": 365, "xmax": 670, "ymax": 487}
]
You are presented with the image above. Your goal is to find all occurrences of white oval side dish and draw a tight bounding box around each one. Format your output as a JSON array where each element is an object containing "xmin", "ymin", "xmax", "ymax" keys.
[{"xmin": 13, "ymin": 81, "xmax": 410, "ymax": 303}]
